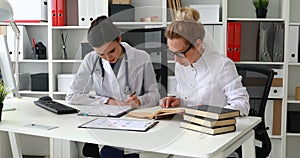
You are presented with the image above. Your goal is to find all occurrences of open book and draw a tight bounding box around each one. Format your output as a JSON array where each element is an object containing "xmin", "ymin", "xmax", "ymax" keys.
[
  {"xmin": 78, "ymin": 104, "xmax": 135, "ymax": 117},
  {"xmin": 126, "ymin": 108, "xmax": 185, "ymax": 120}
]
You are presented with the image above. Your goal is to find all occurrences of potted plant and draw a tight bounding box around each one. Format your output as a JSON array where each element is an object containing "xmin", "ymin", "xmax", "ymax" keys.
[
  {"xmin": 0, "ymin": 80, "xmax": 9, "ymax": 121},
  {"xmin": 252, "ymin": 0, "xmax": 269, "ymax": 18}
]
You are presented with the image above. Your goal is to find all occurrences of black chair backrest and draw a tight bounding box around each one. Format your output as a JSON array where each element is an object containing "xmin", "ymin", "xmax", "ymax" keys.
[
  {"xmin": 236, "ymin": 64, "xmax": 274, "ymax": 158},
  {"xmin": 121, "ymin": 27, "xmax": 169, "ymax": 97}
]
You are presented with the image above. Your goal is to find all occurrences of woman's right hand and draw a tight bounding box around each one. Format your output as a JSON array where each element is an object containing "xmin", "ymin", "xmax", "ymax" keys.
[{"xmin": 159, "ymin": 96, "xmax": 181, "ymax": 108}]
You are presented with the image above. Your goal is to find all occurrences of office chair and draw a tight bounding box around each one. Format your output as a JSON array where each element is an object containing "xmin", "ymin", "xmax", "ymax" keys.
[
  {"xmin": 121, "ymin": 27, "xmax": 169, "ymax": 97},
  {"xmin": 235, "ymin": 64, "xmax": 274, "ymax": 158}
]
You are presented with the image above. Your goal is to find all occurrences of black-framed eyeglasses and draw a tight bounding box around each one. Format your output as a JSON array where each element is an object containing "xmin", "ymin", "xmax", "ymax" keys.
[{"xmin": 168, "ymin": 44, "xmax": 193, "ymax": 58}]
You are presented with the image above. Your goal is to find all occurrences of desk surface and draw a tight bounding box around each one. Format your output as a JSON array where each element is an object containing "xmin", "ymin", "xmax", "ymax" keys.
[{"xmin": 1, "ymin": 97, "xmax": 261, "ymax": 158}]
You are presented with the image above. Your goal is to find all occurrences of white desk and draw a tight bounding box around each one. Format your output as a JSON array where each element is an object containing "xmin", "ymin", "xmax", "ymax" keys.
[{"xmin": 0, "ymin": 97, "xmax": 261, "ymax": 158}]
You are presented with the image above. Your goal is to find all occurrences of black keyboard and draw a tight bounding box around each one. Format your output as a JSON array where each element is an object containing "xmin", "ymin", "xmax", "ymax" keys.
[{"xmin": 34, "ymin": 96, "xmax": 78, "ymax": 114}]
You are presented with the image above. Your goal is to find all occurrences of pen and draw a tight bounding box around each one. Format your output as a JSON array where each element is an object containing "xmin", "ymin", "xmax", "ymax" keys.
[
  {"xmin": 32, "ymin": 38, "xmax": 36, "ymax": 48},
  {"xmin": 3, "ymin": 108, "xmax": 16, "ymax": 112},
  {"xmin": 130, "ymin": 91, "xmax": 136, "ymax": 97}
]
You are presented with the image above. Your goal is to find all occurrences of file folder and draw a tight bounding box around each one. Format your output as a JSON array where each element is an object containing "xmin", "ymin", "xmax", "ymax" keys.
[
  {"xmin": 78, "ymin": 0, "xmax": 107, "ymax": 26},
  {"xmin": 258, "ymin": 22, "xmax": 273, "ymax": 62},
  {"xmin": 52, "ymin": 0, "xmax": 58, "ymax": 26},
  {"xmin": 57, "ymin": 0, "xmax": 65, "ymax": 26},
  {"xmin": 233, "ymin": 22, "xmax": 241, "ymax": 62},
  {"xmin": 227, "ymin": 22, "xmax": 234, "ymax": 60},
  {"xmin": 272, "ymin": 22, "xmax": 284, "ymax": 62},
  {"xmin": 288, "ymin": 26, "xmax": 299, "ymax": 63},
  {"xmin": 240, "ymin": 22, "xmax": 259, "ymax": 61},
  {"xmin": 214, "ymin": 25, "xmax": 224, "ymax": 53},
  {"xmin": 7, "ymin": 26, "xmax": 31, "ymax": 61},
  {"xmin": 78, "ymin": 0, "xmax": 88, "ymax": 26}
]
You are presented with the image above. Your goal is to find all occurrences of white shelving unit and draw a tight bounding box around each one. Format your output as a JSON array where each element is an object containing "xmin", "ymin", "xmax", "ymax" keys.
[{"xmin": 3, "ymin": 0, "xmax": 300, "ymax": 157}]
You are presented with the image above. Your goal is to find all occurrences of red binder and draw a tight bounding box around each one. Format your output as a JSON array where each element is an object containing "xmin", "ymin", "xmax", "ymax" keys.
[
  {"xmin": 57, "ymin": 0, "xmax": 65, "ymax": 26},
  {"xmin": 227, "ymin": 22, "xmax": 234, "ymax": 60},
  {"xmin": 233, "ymin": 22, "xmax": 241, "ymax": 62},
  {"xmin": 51, "ymin": 0, "xmax": 57, "ymax": 26}
]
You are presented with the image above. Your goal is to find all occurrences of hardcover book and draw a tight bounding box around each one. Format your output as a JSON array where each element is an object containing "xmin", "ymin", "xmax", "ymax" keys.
[
  {"xmin": 183, "ymin": 114, "xmax": 236, "ymax": 128},
  {"xmin": 184, "ymin": 105, "xmax": 240, "ymax": 120},
  {"xmin": 180, "ymin": 121, "xmax": 236, "ymax": 135}
]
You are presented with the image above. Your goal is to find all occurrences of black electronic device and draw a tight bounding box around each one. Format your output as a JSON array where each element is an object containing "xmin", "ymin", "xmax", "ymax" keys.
[{"xmin": 34, "ymin": 96, "xmax": 78, "ymax": 114}]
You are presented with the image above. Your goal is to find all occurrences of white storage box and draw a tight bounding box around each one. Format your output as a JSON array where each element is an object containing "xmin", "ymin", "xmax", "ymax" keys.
[
  {"xmin": 190, "ymin": 4, "xmax": 220, "ymax": 23},
  {"xmin": 57, "ymin": 74, "xmax": 75, "ymax": 92},
  {"xmin": 17, "ymin": 73, "xmax": 30, "ymax": 90},
  {"xmin": 8, "ymin": 0, "xmax": 48, "ymax": 22}
]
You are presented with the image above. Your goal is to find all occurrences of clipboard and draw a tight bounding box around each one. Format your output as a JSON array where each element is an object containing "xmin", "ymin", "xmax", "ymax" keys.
[
  {"xmin": 78, "ymin": 104, "xmax": 135, "ymax": 117},
  {"xmin": 78, "ymin": 117, "xmax": 159, "ymax": 132}
]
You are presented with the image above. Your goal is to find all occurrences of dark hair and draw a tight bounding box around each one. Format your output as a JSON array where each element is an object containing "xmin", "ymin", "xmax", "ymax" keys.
[{"xmin": 87, "ymin": 16, "xmax": 121, "ymax": 47}]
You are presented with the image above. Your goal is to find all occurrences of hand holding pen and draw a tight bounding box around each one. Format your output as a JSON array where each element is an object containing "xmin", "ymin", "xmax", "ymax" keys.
[{"xmin": 126, "ymin": 91, "xmax": 140, "ymax": 107}]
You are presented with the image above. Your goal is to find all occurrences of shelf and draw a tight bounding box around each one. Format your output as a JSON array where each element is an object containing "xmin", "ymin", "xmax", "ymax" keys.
[
  {"xmin": 52, "ymin": 60, "xmax": 83, "ymax": 63},
  {"xmin": 287, "ymin": 133, "xmax": 300, "ymax": 136},
  {"xmin": 227, "ymin": 18, "xmax": 285, "ymax": 22},
  {"xmin": 288, "ymin": 63, "xmax": 300, "ymax": 66},
  {"xmin": 114, "ymin": 22, "xmax": 165, "ymax": 26},
  {"xmin": 19, "ymin": 91, "xmax": 50, "ymax": 95},
  {"xmin": 166, "ymin": 22, "xmax": 224, "ymax": 25},
  {"xmin": 290, "ymin": 23, "xmax": 300, "ymax": 26},
  {"xmin": 18, "ymin": 60, "xmax": 49, "ymax": 63},
  {"xmin": 0, "ymin": 22, "xmax": 48, "ymax": 26},
  {"xmin": 270, "ymin": 135, "xmax": 282, "ymax": 139},
  {"xmin": 234, "ymin": 61, "xmax": 284, "ymax": 65},
  {"xmin": 52, "ymin": 26, "xmax": 89, "ymax": 30},
  {"xmin": 287, "ymin": 98, "xmax": 300, "ymax": 103}
]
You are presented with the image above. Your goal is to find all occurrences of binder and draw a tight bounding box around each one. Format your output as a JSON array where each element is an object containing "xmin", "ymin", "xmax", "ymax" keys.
[
  {"xmin": 52, "ymin": 0, "xmax": 58, "ymax": 26},
  {"xmin": 214, "ymin": 25, "xmax": 224, "ymax": 53},
  {"xmin": 272, "ymin": 22, "xmax": 284, "ymax": 62},
  {"xmin": 240, "ymin": 22, "xmax": 259, "ymax": 61},
  {"xmin": 87, "ymin": 0, "xmax": 96, "ymax": 24},
  {"xmin": 7, "ymin": 26, "xmax": 31, "ymax": 61},
  {"xmin": 258, "ymin": 22, "xmax": 273, "ymax": 62},
  {"xmin": 288, "ymin": 26, "xmax": 299, "ymax": 63},
  {"xmin": 78, "ymin": 0, "xmax": 107, "ymax": 26},
  {"xmin": 233, "ymin": 22, "xmax": 241, "ymax": 62},
  {"xmin": 226, "ymin": 22, "xmax": 234, "ymax": 60},
  {"xmin": 78, "ymin": 0, "xmax": 88, "ymax": 26},
  {"xmin": 57, "ymin": 0, "xmax": 65, "ymax": 26},
  {"xmin": 65, "ymin": 0, "xmax": 79, "ymax": 26}
]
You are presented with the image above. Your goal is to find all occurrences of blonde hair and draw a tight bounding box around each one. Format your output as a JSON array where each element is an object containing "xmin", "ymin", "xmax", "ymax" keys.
[
  {"xmin": 176, "ymin": 7, "xmax": 200, "ymax": 21},
  {"xmin": 165, "ymin": 19, "xmax": 205, "ymax": 45}
]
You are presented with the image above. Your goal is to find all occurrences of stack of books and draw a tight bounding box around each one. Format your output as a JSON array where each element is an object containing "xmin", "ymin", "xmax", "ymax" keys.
[{"xmin": 180, "ymin": 105, "xmax": 240, "ymax": 135}]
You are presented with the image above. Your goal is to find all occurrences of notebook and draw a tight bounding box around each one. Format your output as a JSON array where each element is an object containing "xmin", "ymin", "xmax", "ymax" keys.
[
  {"xmin": 78, "ymin": 104, "xmax": 135, "ymax": 117},
  {"xmin": 78, "ymin": 117, "xmax": 159, "ymax": 132}
]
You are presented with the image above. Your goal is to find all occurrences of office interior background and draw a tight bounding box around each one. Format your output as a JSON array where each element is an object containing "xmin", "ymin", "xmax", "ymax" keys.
[{"xmin": 1, "ymin": 0, "xmax": 300, "ymax": 157}]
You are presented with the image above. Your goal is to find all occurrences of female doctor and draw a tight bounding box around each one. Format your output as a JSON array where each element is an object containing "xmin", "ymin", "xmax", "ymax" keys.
[
  {"xmin": 66, "ymin": 16, "xmax": 160, "ymax": 158},
  {"xmin": 66, "ymin": 16, "xmax": 160, "ymax": 107}
]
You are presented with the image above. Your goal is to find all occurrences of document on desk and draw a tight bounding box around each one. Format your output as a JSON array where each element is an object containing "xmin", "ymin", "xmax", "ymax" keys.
[
  {"xmin": 78, "ymin": 104, "xmax": 135, "ymax": 117},
  {"xmin": 78, "ymin": 117, "xmax": 158, "ymax": 132}
]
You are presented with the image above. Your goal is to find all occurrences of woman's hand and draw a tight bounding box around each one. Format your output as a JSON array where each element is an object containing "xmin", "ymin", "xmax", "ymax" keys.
[
  {"xmin": 107, "ymin": 97, "xmax": 140, "ymax": 108},
  {"xmin": 159, "ymin": 96, "xmax": 181, "ymax": 108},
  {"xmin": 125, "ymin": 95, "xmax": 140, "ymax": 108}
]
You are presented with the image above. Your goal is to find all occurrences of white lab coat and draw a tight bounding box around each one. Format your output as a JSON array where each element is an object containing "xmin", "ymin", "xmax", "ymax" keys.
[
  {"xmin": 66, "ymin": 42, "xmax": 160, "ymax": 107},
  {"xmin": 175, "ymin": 49, "xmax": 250, "ymax": 115}
]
